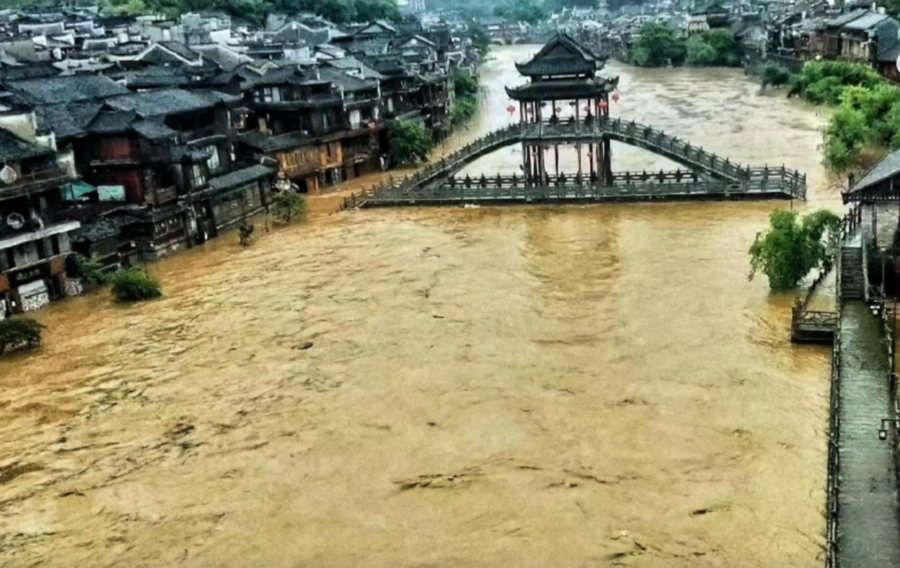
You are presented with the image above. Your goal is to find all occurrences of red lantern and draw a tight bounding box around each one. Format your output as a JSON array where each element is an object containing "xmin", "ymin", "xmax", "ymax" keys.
[
  {"xmin": 507, "ymin": 104, "xmax": 516, "ymax": 115},
  {"xmin": 612, "ymin": 92, "xmax": 620, "ymax": 103},
  {"xmin": 555, "ymin": 107, "xmax": 562, "ymax": 113},
  {"xmin": 598, "ymin": 100, "xmax": 609, "ymax": 111}
]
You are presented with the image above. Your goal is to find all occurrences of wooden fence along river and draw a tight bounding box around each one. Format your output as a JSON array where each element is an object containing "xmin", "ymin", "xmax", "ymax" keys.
[{"xmin": 343, "ymin": 118, "xmax": 808, "ymax": 208}]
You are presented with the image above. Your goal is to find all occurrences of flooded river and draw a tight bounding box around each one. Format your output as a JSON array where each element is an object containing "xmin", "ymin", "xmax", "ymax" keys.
[{"xmin": 1, "ymin": 47, "xmax": 837, "ymax": 567}]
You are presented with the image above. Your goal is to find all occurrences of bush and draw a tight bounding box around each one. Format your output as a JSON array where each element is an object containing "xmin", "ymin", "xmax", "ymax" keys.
[
  {"xmin": 0, "ymin": 317, "xmax": 45, "ymax": 356},
  {"xmin": 109, "ymin": 268, "xmax": 162, "ymax": 302},
  {"xmin": 760, "ymin": 64, "xmax": 792, "ymax": 89},
  {"xmin": 272, "ymin": 191, "xmax": 307, "ymax": 226},
  {"xmin": 790, "ymin": 61, "xmax": 883, "ymax": 104},
  {"xmin": 75, "ymin": 254, "xmax": 108, "ymax": 286},
  {"xmin": 749, "ymin": 209, "xmax": 841, "ymax": 290},
  {"xmin": 452, "ymin": 98, "xmax": 478, "ymax": 127},
  {"xmin": 387, "ymin": 120, "xmax": 435, "ymax": 165}
]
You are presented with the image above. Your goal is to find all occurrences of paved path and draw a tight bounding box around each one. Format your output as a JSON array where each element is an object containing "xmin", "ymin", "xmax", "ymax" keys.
[{"xmin": 837, "ymin": 301, "xmax": 900, "ymax": 568}]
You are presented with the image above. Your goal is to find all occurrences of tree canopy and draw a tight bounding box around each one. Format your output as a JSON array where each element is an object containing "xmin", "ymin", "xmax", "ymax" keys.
[
  {"xmin": 388, "ymin": 120, "xmax": 434, "ymax": 165},
  {"xmin": 632, "ymin": 23, "xmax": 686, "ymax": 67},
  {"xmin": 494, "ymin": 0, "xmax": 547, "ymax": 24},
  {"xmin": 748, "ymin": 209, "xmax": 841, "ymax": 290},
  {"xmin": 791, "ymin": 61, "xmax": 898, "ymax": 171}
]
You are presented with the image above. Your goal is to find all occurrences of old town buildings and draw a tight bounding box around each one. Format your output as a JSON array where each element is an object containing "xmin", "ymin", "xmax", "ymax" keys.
[{"xmin": 0, "ymin": 8, "xmax": 473, "ymax": 316}]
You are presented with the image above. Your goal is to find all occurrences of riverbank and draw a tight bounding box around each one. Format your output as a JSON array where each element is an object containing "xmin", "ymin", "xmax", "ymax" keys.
[{"xmin": 0, "ymin": 48, "xmax": 832, "ymax": 568}]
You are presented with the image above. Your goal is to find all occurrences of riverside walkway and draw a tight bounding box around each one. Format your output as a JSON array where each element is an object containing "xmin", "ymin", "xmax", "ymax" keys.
[
  {"xmin": 355, "ymin": 119, "xmax": 807, "ymax": 208},
  {"xmin": 815, "ymin": 220, "xmax": 900, "ymax": 568},
  {"xmin": 835, "ymin": 299, "xmax": 900, "ymax": 568}
]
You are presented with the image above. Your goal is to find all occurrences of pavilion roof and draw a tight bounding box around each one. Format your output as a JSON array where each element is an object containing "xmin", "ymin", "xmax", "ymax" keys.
[
  {"xmin": 515, "ymin": 33, "xmax": 606, "ymax": 77},
  {"xmin": 843, "ymin": 148, "xmax": 900, "ymax": 202},
  {"xmin": 505, "ymin": 76, "xmax": 619, "ymax": 102}
]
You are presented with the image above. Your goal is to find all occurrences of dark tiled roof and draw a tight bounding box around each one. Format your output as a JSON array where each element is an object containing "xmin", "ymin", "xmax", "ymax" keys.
[
  {"xmin": 131, "ymin": 120, "xmax": 178, "ymax": 141},
  {"xmin": 394, "ymin": 34, "xmax": 437, "ymax": 49},
  {"xmin": 5, "ymin": 74, "xmax": 129, "ymax": 104},
  {"xmin": 849, "ymin": 148, "xmax": 900, "ymax": 193},
  {"xmin": 105, "ymin": 88, "xmax": 219, "ymax": 118},
  {"xmin": 825, "ymin": 8, "xmax": 868, "ymax": 28},
  {"xmin": 206, "ymin": 164, "xmax": 276, "ymax": 192},
  {"xmin": 324, "ymin": 56, "xmax": 384, "ymax": 79},
  {"xmin": 877, "ymin": 41, "xmax": 900, "ymax": 62},
  {"xmin": 239, "ymin": 130, "xmax": 313, "ymax": 152},
  {"xmin": 119, "ymin": 67, "xmax": 190, "ymax": 89},
  {"xmin": 70, "ymin": 215, "xmax": 130, "ymax": 243},
  {"xmin": 35, "ymin": 101, "xmax": 103, "ymax": 139},
  {"xmin": 692, "ymin": 1, "xmax": 729, "ymax": 15},
  {"xmin": 159, "ymin": 41, "xmax": 200, "ymax": 62},
  {"xmin": 506, "ymin": 76, "xmax": 619, "ymax": 101},
  {"xmin": 0, "ymin": 62, "xmax": 59, "ymax": 81},
  {"xmin": 88, "ymin": 110, "xmax": 136, "ymax": 134},
  {"xmin": 0, "ymin": 127, "xmax": 54, "ymax": 161},
  {"xmin": 515, "ymin": 33, "xmax": 605, "ymax": 77},
  {"xmin": 190, "ymin": 44, "xmax": 251, "ymax": 71},
  {"xmin": 319, "ymin": 66, "xmax": 376, "ymax": 92},
  {"xmin": 841, "ymin": 12, "xmax": 890, "ymax": 31},
  {"xmin": 356, "ymin": 20, "xmax": 398, "ymax": 35}
]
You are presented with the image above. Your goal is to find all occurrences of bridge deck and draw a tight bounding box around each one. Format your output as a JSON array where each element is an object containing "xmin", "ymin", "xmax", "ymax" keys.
[
  {"xmin": 836, "ymin": 301, "xmax": 900, "ymax": 568},
  {"xmin": 361, "ymin": 177, "xmax": 800, "ymax": 207}
]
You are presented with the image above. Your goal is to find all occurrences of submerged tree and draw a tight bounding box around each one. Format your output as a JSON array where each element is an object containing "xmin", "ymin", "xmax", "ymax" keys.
[
  {"xmin": 109, "ymin": 269, "xmax": 163, "ymax": 302},
  {"xmin": 748, "ymin": 209, "xmax": 841, "ymax": 290},
  {"xmin": 0, "ymin": 317, "xmax": 46, "ymax": 356},
  {"xmin": 387, "ymin": 120, "xmax": 434, "ymax": 165},
  {"xmin": 272, "ymin": 191, "xmax": 307, "ymax": 226}
]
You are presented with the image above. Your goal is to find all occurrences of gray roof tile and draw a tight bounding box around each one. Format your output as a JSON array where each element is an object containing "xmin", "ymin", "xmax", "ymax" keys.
[
  {"xmin": 0, "ymin": 127, "xmax": 54, "ymax": 161},
  {"xmin": 5, "ymin": 74, "xmax": 129, "ymax": 104}
]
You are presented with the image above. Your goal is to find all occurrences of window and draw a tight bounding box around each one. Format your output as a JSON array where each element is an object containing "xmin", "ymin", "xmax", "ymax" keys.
[
  {"xmin": 205, "ymin": 145, "xmax": 220, "ymax": 171},
  {"xmin": 190, "ymin": 164, "xmax": 206, "ymax": 189}
]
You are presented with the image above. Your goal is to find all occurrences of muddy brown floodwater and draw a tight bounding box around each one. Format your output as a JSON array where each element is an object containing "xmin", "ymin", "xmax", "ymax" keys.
[{"xmin": 1, "ymin": 47, "xmax": 838, "ymax": 568}]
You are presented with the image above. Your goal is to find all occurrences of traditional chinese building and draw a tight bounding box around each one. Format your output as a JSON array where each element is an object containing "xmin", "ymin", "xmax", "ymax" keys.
[
  {"xmin": 505, "ymin": 33, "xmax": 618, "ymax": 185},
  {"xmin": 0, "ymin": 128, "xmax": 80, "ymax": 315}
]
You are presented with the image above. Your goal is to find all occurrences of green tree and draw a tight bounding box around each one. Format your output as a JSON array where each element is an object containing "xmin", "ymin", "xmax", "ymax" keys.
[
  {"xmin": 495, "ymin": 0, "xmax": 546, "ymax": 24},
  {"xmin": 272, "ymin": 191, "xmax": 307, "ymax": 225},
  {"xmin": 686, "ymin": 35, "xmax": 717, "ymax": 66},
  {"xmin": 109, "ymin": 269, "xmax": 163, "ymax": 302},
  {"xmin": 703, "ymin": 29, "xmax": 740, "ymax": 66},
  {"xmin": 0, "ymin": 317, "xmax": 45, "ymax": 357},
  {"xmin": 469, "ymin": 22, "xmax": 492, "ymax": 59},
  {"xmin": 75, "ymin": 255, "xmax": 108, "ymax": 287},
  {"xmin": 452, "ymin": 98, "xmax": 477, "ymax": 126},
  {"xmin": 632, "ymin": 22, "xmax": 686, "ymax": 67},
  {"xmin": 388, "ymin": 120, "xmax": 434, "ymax": 165},
  {"xmin": 748, "ymin": 209, "xmax": 841, "ymax": 290},
  {"xmin": 453, "ymin": 71, "xmax": 478, "ymax": 99}
]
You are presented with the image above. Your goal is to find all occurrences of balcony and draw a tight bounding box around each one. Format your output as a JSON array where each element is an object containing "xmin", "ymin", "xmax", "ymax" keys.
[
  {"xmin": 0, "ymin": 166, "xmax": 72, "ymax": 200},
  {"xmin": 0, "ymin": 219, "xmax": 82, "ymax": 251}
]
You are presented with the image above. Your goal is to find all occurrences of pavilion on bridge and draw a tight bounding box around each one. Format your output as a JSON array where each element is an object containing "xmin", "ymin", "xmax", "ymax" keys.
[{"xmin": 505, "ymin": 33, "xmax": 619, "ymax": 185}]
